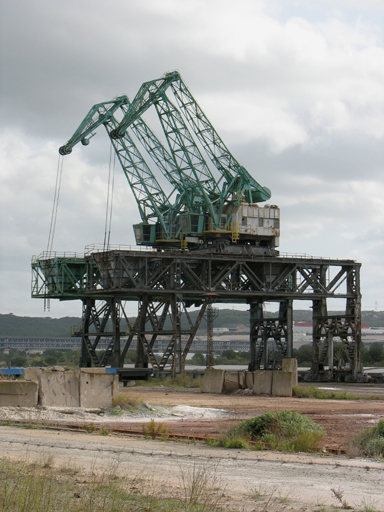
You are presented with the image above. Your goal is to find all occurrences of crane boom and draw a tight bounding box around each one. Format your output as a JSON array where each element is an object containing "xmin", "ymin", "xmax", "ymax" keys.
[
  {"xmin": 171, "ymin": 78, "xmax": 271, "ymax": 203},
  {"xmin": 59, "ymin": 97, "xmax": 129, "ymax": 155},
  {"xmin": 111, "ymin": 71, "xmax": 271, "ymax": 204}
]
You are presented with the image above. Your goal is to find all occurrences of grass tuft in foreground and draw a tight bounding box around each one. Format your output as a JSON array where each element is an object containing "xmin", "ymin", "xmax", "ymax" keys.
[
  {"xmin": 224, "ymin": 410, "xmax": 325, "ymax": 453},
  {"xmin": 349, "ymin": 419, "xmax": 384, "ymax": 459},
  {"xmin": 0, "ymin": 456, "xmax": 224, "ymax": 511}
]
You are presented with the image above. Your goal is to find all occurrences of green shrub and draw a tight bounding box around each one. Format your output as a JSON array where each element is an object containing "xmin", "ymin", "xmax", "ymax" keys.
[
  {"xmin": 351, "ymin": 419, "xmax": 384, "ymax": 458},
  {"xmin": 229, "ymin": 410, "xmax": 325, "ymax": 452}
]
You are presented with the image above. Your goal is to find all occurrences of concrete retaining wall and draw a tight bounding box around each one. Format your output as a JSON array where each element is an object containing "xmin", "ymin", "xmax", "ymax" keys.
[
  {"xmin": 204, "ymin": 368, "xmax": 293, "ymax": 396},
  {"xmin": 80, "ymin": 371, "xmax": 119, "ymax": 408},
  {"xmin": 223, "ymin": 371, "xmax": 246, "ymax": 393},
  {"xmin": 272, "ymin": 371, "xmax": 293, "ymax": 397},
  {"xmin": 0, "ymin": 380, "xmax": 38, "ymax": 407},
  {"xmin": 39, "ymin": 371, "xmax": 80, "ymax": 407},
  {"xmin": 24, "ymin": 368, "xmax": 42, "ymax": 383},
  {"xmin": 282, "ymin": 358, "xmax": 298, "ymax": 386},
  {"xmin": 203, "ymin": 369, "xmax": 225, "ymax": 393},
  {"xmin": 253, "ymin": 370, "xmax": 273, "ymax": 395},
  {"xmin": 245, "ymin": 371, "xmax": 254, "ymax": 390}
]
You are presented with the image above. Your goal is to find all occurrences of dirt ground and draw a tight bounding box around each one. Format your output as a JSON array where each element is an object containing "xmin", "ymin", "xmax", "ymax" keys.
[
  {"xmin": 1, "ymin": 383, "xmax": 384, "ymax": 510},
  {"xmin": 1, "ymin": 426, "xmax": 384, "ymax": 511},
  {"xmin": 114, "ymin": 383, "xmax": 384, "ymax": 452},
  {"xmin": 1, "ymin": 382, "xmax": 384, "ymax": 452}
]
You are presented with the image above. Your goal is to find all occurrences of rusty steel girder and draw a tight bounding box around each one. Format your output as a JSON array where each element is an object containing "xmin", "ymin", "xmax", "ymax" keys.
[{"xmin": 74, "ymin": 250, "xmax": 362, "ymax": 381}]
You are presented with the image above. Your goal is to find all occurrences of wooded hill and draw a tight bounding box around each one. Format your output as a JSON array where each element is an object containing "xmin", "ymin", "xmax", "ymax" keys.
[{"xmin": 1, "ymin": 310, "xmax": 384, "ymax": 337}]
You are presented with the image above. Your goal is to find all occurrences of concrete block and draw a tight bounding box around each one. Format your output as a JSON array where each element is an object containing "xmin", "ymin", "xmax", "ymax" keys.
[
  {"xmin": 24, "ymin": 368, "xmax": 42, "ymax": 382},
  {"xmin": 202, "ymin": 369, "xmax": 225, "ymax": 393},
  {"xmin": 253, "ymin": 371, "xmax": 273, "ymax": 395},
  {"xmin": 80, "ymin": 373, "xmax": 119, "ymax": 409},
  {"xmin": 223, "ymin": 371, "xmax": 245, "ymax": 393},
  {"xmin": 282, "ymin": 358, "xmax": 298, "ymax": 385},
  {"xmin": 245, "ymin": 371, "xmax": 254, "ymax": 390},
  {"xmin": 272, "ymin": 371, "xmax": 293, "ymax": 397},
  {"xmin": 0, "ymin": 380, "xmax": 38, "ymax": 407},
  {"xmin": 39, "ymin": 371, "xmax": 80, "ymax": 407}
]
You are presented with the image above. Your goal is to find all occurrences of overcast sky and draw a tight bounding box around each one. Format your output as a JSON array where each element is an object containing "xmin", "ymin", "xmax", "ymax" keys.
[{"xmin": 0, "ymin": 0, "xmax": 383, "ymax": 319}]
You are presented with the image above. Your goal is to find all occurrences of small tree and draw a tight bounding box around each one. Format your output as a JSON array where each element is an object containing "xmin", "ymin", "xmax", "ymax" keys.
[{"xmin": 191, "ymin": 351, "xmax": 205, "ymax": 365}]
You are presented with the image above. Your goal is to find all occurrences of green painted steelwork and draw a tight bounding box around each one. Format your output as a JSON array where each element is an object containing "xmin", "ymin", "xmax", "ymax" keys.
[
  {"xmin": 58, "ymin": 71, "xmax": 273, "ymax": 248},
  {"xmin": 111, "ymin": 71, "xmax": 271, "ymax": 210},
  {"xmin": 31, "ymin": 254, "xmax": 94, "ymax": 299}
]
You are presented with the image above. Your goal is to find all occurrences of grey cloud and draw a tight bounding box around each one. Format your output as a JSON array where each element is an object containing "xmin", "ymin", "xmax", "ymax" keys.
[{"xmin": 0, "ymin": 0, "xmax": 383, "ymax": 316}]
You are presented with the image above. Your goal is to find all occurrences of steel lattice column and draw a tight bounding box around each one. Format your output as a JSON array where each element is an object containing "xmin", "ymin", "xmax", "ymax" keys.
[
  {"xmin": 136, "ymin": 296, "xmax": 149, "ymax": 368},
  {"xmin": 249, "ymin": 301, "xmax": 264, "ymax": 371},
  {"xmin": 111, "ymin": 300, "xmax": 121, "ymax": 368},
  {"xmin": 249, "ymin": 299, "xmax": 293, "ymax": 371}
]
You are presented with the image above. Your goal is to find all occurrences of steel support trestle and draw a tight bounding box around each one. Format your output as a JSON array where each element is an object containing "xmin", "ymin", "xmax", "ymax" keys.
[{"xmin": 33, "ymin": 249, "xmax": 362, "ymax": 381}]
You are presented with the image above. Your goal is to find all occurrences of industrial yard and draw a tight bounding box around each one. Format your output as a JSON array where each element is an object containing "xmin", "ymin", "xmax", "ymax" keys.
[{"xmin": 1, "ymin": 382, "xmax": 384, "ymax": 511}]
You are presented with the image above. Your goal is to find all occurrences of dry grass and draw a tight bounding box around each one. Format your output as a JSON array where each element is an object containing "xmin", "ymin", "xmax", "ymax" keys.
[
  {"xmin": 112, "ymin": 394, "xmax": 143, "ymax": 411},
  {"xmin": 293, "ymin": 385, "xmax": 362, "ymax": 400},
  {"xmin": 0, "ymin": 455, "xmax": 226, "ymax": 512},
  {"xmin": 139, "ymin": 373, "xmax": 204, "ymax": 390}
]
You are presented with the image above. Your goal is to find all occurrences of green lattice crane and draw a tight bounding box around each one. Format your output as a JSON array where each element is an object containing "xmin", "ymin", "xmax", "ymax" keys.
[{"xmin": 59, "ymin": 72, "xmax": 280, "ymax": 253}]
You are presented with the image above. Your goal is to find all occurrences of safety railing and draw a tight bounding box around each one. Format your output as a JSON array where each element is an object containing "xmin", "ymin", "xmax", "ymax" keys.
[
  {"xmin": 32, "ymin": 251, "xmax": 83, "ymax": 263},
  {"xmin": 84, "ymin": 244, "xmax": 158, "ymax": 256},
  {"xmin": 279, "ymin": 252, "xmax": 338, "ymax": 261}
]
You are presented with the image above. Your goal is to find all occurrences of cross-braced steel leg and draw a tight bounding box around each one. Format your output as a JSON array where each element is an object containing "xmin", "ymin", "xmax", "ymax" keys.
[
  {"xmin": 249, "ymin": 300, "xmax": 293, "ymax": 370},
  {"xmin": 80, "ymin": 298, "xmax": 126, "ymax": 368},
  {"xmin": 311, "ymin": 294, "xmax": 362, "ymax": 381},
  {"xmin": 249, "ymin": 301, "xmax": 264, "ymax": 371}
]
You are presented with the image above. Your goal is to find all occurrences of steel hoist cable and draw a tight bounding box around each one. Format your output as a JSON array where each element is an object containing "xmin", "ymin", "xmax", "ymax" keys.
[
  {"xmin": 47, "ymin": 154, "xmax": 64, "ymax": 255},
  {"xmin": 103, "ymin": 141, "xmax": 116, "ymax": 250},
  {"xmin": 45, "ymin": 154, "xmax": 64, "ymax": 311}
]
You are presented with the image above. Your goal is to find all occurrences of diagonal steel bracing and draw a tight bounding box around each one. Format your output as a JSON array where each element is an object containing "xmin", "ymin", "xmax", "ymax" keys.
[{"xmin": 32, "ymin": 250, "xmax": 362, "ymax": 380}]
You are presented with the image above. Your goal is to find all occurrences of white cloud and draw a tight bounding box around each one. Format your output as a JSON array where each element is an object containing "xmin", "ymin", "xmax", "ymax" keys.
[{"xmin": 200, "ymin": 92, "xmax": 308, "ymax": 151}]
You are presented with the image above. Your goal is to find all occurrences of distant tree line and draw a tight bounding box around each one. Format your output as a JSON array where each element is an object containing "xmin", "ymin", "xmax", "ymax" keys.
[
  {"xmin": 2, "ymin": 310, "xmax": 384, "ymax": 337},
  {"xmin": 1, "ymin": 343, "xmax": 383, "ymax": 369},
  {"xmin": 292, "ymin": 342, "xmax": 384, "ymax": 367},
  {"xmin": 0, "ymin": 348, "xmax": 138, "ymax": 369}
]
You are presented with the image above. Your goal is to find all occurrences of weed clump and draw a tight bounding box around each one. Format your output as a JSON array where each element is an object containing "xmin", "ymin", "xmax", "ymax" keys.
[
  {"xmin": 140, "ymin": 373, "xmax": 204, "ymax": 390},
  {"xmin": 350, "ymin": 419, "xmax": 384, "ymax": 458},
  {"xmin": 229, "ymin": 410, "xmax": 325, "ymax": 452},
  {"xmin": 214, "ymin": 433, "xmax": 250, "ymax": 449},
  {"xmin": 142, "ymin": 419, "xmax": 169, "ymax": 440},
  {"xmin": 111, "ymin": 394, "xmax": 142, "ymax": 411},
  {"xmin": 292, "ymin": 385, "xmax": 360, "ymax": 400}
]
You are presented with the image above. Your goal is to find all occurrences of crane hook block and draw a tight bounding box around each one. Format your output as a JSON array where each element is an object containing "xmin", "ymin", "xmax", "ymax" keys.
[{"xmin": 58, "ymin": 145, "xmax": 72, "ymax": 156}]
